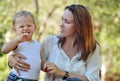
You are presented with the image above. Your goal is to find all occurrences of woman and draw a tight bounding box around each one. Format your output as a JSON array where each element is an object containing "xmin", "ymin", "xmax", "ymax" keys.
[{"xmin": 8, "ymin": 4, "xmax": 101, "ymax": 81}]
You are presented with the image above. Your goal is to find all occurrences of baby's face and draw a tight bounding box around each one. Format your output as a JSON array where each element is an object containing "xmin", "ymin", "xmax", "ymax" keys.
[{"xmin": 13, "ymin": 15, "xmax": 36, "ymax": 38}]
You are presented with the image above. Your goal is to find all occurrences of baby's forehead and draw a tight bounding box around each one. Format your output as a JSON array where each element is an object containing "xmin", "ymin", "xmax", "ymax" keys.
[
  {"xmin": 13, "ymin": 13, "xmax": 36, "ymax": 25},
  {"xmin": 15, "ymin": 16, "xmax": 34, "ymax": 23},
  {"xmin": 15, "ymin": 15, "xmax": 32, "ymax": 19},
  {"xmin": 13, "ymin": 11, "xmax": 35, "ymax": 21}
]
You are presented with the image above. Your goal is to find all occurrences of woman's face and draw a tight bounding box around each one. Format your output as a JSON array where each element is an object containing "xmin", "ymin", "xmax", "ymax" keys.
[{"xmin": 59, "ymin": 9, "xmax": 76, "ymax": 38}]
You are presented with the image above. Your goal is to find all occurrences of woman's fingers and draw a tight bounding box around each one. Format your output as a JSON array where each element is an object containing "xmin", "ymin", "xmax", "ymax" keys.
[
  {"xmin": 17, "ymin": 54, "xmax": 26, "ymax": 59},
  {"xmin": 15, "ymin": 60, "xmax": 30, "ymax": 71},
  {"xmin": 8, "ymin": 54, "xmax": 17, "ymax": 67},
  {"xmin": 44, "ymin": 62, "xmax": 64, "ymax": 77},
  {"xmin": 15, "ymin": 53, "xmax": 30, "ymax": 69},
  {"xmin": 15, "ymin": 59, "xmax": 30, "ymax": 70},
  {"xmin": 47, "ymin": 66, "xmax": 55, "ymax": 73},
  {"xmin": 18, "ymin": 60, "xmax": 30, "ymax": 69},
  {"xmin": 14, "ymin": 68, "xmax": 20, "ymax": 76},
  {"xmin": 17, "ymin": 54, "xmax": 30, "ymax": 66},
  {"xmin": 44, "ymin": 62, "xmax": 57, "ymax": 74},
  {"xmin": 8, "ymin": 53, "xmax": 30, "ymax": 71}
]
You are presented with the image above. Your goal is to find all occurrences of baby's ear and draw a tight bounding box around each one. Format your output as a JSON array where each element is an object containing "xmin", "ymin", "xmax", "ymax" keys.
[
  {"xmin": 34, "ymin": 25, "xmax": 37, "ymax": 31},
  {"xmin": 12, "ymin": 26, "xmax": 16, "ymax": 32}
]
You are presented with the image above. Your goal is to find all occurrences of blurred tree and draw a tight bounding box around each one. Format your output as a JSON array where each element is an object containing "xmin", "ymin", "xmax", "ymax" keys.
[{"xmin": 0, "ymin": 0, "xmax": 120, "ymax": 81}]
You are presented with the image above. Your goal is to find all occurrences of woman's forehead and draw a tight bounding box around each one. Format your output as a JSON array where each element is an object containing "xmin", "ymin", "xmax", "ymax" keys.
[{"xmin": 63, "ymin": 9, "xmax": 74, "ymax": 21}]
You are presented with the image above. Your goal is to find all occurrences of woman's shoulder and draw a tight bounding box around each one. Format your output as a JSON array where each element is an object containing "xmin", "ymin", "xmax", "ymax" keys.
[
  {"xmin": 44, "ymin": 35, "xmax": 59, "ymax": 42},
  {"xmin": 87, "ymin": 43, "xmax": 100, "ymax": 61},
  {"xmin": 41, "ymin": 35, "xmax": 59, "ymax": 45},
  {"xmin": 95, "ymin": 42, "xmax": 100, "ymax": 51}
]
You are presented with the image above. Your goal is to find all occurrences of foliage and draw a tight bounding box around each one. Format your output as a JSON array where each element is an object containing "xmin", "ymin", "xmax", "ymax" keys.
[
  {"xmin": 0, "ymin": 0, "xmax": 120, "ymax": 81},
  {"xmin": 0, "ymin": 56, "xmax": 10, "ymax": 81}
]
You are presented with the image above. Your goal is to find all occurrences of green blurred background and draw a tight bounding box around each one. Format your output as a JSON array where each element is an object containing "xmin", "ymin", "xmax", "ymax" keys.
[{"xmin": 0, "ymin": 0, "xmax": 120, "ymax": 81}]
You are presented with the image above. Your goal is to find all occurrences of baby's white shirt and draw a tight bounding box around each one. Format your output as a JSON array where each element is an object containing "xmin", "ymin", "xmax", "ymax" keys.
[{"xmin": 12, "ymin": 40, "xmax": 41, "ymax": 80}]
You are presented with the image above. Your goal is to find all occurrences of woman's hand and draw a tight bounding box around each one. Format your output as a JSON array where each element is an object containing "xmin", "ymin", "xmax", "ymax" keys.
[
  {"xmin": 43, "ymin": 62, "xmax": 64, "ymax": 77},
  {"xmin": 8, "ymin": 52, "xmax": 30, "ymax": 75},
  {"xmin": 43, "ymin": 62, "xmax": 88, "ymax": 81}
]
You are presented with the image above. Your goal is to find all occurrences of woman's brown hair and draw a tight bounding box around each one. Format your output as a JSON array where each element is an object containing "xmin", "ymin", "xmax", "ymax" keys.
[{"xmin": 58, "ymin": 4, "xmax": 96, "ymax": 61}]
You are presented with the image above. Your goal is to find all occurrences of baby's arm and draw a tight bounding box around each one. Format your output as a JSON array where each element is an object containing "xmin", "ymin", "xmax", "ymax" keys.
[
  {"xmin": 2, "ymin": 38, "xmax": 20, "ymax": 54},
  {"xmin": 2, "ymin": 33, "xmax": 30, "ymax": 54}
]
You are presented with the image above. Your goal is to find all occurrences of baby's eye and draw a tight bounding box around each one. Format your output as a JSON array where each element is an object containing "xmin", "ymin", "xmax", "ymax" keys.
[
  {"xmin": 61, "ymin": 17, "xmax": 63, "ymax": 21},
  {"xmin": 19, "ymin": 25, "xmax": 24, "ymax": 28},
  {"xmin": 27, "ymin": 25, "xmax": 32, "ymax": 27}
]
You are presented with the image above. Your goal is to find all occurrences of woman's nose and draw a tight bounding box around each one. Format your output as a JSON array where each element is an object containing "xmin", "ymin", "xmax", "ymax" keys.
[{"xmin": 60, "ymin": 21, "xmax": 64, "ymax": 28}]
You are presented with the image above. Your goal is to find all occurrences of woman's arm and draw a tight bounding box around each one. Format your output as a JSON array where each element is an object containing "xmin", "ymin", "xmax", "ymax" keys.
[
  {"xmin": 40, "ymin": 36, "xmax": 54, "ymax": 70},
  {"xmin": 85, "ymin": 44, "xmax": 101, "ymax": 81},
  {"xmin": 69, "ymin": 73, "xmax": 88, "ymax": 81},
  {"xmin": 43, "ymin": 62, "xmax": 88, "ymax": 81}
]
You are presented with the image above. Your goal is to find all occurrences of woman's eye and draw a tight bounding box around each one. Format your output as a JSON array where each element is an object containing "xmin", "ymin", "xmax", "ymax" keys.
[
  {"xmin": 65, "ymin": 19, "xmax": 70, "ymax": 24},
  {"xmin": 66, "ymin": 21, "xmax": 70, "ymax": 24}
]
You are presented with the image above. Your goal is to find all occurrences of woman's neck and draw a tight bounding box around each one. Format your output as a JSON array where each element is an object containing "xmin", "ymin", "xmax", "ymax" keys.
[
  {"xmin": 65, "ymin": 36, "xmax": 75, "ymax": 47},
  {"xmin": 62, "ymin": 36, "xmax": 78, "ymax": 59}
]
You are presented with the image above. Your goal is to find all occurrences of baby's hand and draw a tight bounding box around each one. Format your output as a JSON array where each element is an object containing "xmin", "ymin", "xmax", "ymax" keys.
[{"xmin": 16, "ymin": 33, "xmax": 30, "ymax": 43}]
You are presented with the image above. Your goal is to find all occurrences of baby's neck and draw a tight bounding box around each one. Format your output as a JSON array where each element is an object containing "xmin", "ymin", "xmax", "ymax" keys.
[{"xmin": 27, "ymin": 39, "xmax": 33, "ymax": 42}]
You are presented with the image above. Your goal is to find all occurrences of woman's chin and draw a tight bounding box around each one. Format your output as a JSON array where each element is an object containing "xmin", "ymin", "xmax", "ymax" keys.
[{"xmin": 58, "ymin": 34, "xmax": 64, "ymax": 37}]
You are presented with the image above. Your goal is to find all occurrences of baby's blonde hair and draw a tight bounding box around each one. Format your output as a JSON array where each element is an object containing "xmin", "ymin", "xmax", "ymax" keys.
[{"xmin": 13, "ymin": 10, "xmax": 36, "ymax": 26}]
